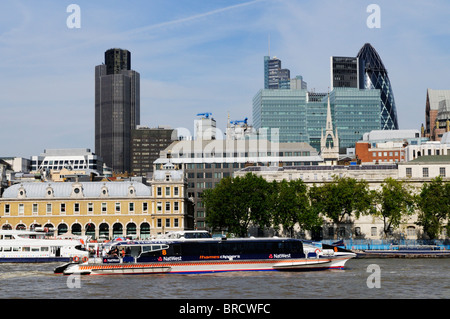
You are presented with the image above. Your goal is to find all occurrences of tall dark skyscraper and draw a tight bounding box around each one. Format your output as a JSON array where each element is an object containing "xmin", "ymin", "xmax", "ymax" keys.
[
  {"xmin": 357, "ymin": 43, "xmax": 399, "ymax": 130},
  {"xmin": 95, "ymin": 48, "xmax": 140, "ymax": 173},
  {"xmin": 330, "ymin": 56, "xmax": 359, "ymax": 89}
]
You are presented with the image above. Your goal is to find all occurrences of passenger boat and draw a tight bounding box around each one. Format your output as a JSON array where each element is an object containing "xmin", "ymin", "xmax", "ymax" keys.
[
  {"xmin": 56, "ymin": 231, "xmax": 356, "ymax": 275},
  {"xmin": 0, "ymin": 229, "xmax": 89, "ymax": 263}
]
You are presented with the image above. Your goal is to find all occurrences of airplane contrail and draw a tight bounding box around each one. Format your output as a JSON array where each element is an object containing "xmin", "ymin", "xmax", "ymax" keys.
[{"xmin": 124, "ymin": 0, "xmax": 264, "ymax": 36}]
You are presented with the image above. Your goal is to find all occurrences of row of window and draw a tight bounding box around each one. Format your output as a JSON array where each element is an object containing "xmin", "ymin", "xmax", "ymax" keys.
[
  {"xmin": 405, "ymin": 167, "xmax": 447, "ymax": 178},
  {"xmin": 2, "ymin": 201, "xmax": 181, "ymax": 216},
  {"xmin": 176, "ymin": 151, "xmax": 311, "ymax": 160},
  {"xmin": 156, "ymin": 186, "xmax": 180, "ymax": 197},
  {"xmin": 329, "ymin": 226, "xmax": 417, "ymax": 237},
  {"xmin": 371, "ymin": 151, "xmax": 403, "ymax": 157}
]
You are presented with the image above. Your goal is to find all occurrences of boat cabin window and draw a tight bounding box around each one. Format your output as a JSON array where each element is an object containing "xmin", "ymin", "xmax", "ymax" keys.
[
  {"xmin": 4, "ymin": 235, "xmax": 13, "ymax": 240},
  {"xmin": 139, "ymin": 244, "xmax": 170, "ymax": 257},
  {"xmin": 23, "ymin": 247, "xmax": 30, "ymax": 252},
  {"xmin": 31, "ymin": 247, "xmax": 40, "ymax": 252},
  {"xmin": 4, "ymin": 247, "xmax": 12, "ymax": 252},
  {"xmin": 41, "ymin": 247, "xmax": 49, "ymax": 252}
]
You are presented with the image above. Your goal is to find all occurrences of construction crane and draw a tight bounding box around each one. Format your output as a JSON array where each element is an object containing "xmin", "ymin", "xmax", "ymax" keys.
[
  {"xmin": 196, "ymin": 112, "xmax": 212, "ymax": 119},
  {"xmin": 230, "ymin": 117, "xmax": 248, "ymax": 126}
]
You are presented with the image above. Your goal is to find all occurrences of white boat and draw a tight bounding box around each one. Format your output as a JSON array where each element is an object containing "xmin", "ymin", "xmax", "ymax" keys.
[
  {"xmin": 56, "ymin": 231, "xmax": 356, "ymax": 275},
  {"xmin": 0, "ymin": 229, "xmax": 89, "ymax": 263}
]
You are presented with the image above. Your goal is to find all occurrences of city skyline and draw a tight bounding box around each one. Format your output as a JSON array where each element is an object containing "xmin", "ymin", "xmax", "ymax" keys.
[{"xmin": 1, "ymin": 0, "xmax": 450, "ymax": 158}]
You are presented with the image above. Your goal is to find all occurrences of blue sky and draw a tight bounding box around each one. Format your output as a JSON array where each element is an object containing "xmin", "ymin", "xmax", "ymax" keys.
[{"xmin": 1, "ymin": 0, "xmax": 449, "ymax": 158}]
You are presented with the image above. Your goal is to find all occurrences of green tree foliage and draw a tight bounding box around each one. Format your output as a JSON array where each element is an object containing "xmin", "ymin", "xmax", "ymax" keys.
[
  {"xmin": 415, "ymin": 177, "xmax": 450, "ymax": 239},
  {"xmin": 374, "ymin": 177, "xmax": 415, "ymax": 238},
  {"xmin": 202, "ymin": 173, "xmax": 271, "ymax": 237},
  {"xmin": 309, "ymin": 176, "xmax": 374, "ymax": 225},
  {"xmin": 270, "ymin": 179, "xmax": 321, "ymax": 236}
]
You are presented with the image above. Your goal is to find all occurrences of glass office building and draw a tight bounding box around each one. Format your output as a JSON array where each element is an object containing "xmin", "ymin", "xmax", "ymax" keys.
[
  {"xmin": 253, "ymin": 88, "xmax": 381, "ymax": 150},
  {"xmin": 357, "ymin": 43, "xmax": 399, "ymax": 130},
  {"xmin": 253, "ymin": 89, "xmax": 308, "ymax": 143},
  {"xmin": 330, "ymin": 88, "xmax": 381, "ymax": 149}
]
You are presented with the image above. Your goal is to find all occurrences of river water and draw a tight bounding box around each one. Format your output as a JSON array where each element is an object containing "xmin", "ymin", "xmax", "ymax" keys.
[{"xmin": 0, "ymin": 258, "xmax": 448, "ymax": 300}]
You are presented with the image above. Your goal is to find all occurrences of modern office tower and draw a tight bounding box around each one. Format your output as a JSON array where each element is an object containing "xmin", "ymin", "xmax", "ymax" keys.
[
  {"xmin": 425, "ymin": 89, "xmax": 450, "ymax": 141},
  {"xmin": 290, "ymin": 75, "xmax": 307, "ymax": 90},
  {"xmin": 130, "ymin": 126, "xmax": 176, "ymax": 177},
  {"xmin": 253, "ymin": 88, "xmax": 381, "ymax": 150},
  {"xmin": 264, "ymin": 56, "xmax": 291, "ymax": 89},
  {"xmin": 253, "ymin": 89, "xmax": 308, "ymax": 143},
  {"xmin": 330, "ymin": 88, "xmax": 381, "ymax": 150},
  {"xmin": 95, "ymin": 48, "xmax": 140, "ymax": 173},
  {"xmin": 331, "ymin": 56, "xmax": 359, "ymax": 89},
  {"xmin": 357, "ymin": 43, "xmax": 398, "ymax": 130}
]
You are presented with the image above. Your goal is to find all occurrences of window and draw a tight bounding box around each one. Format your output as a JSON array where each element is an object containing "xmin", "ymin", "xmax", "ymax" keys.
[
  {"xmin": 32, "ymin": 203, "xmax": 38, "ymax": 215},
  {"xmin": 174, "ymin": 187, "xmax": 179, "ymax": 196},
  {"xmin": 174, "ymin": 202, "xmax": 179, "ymax": 211},
  {"xmin": 18, "ymin": 204, "xmax": 24, "ymax": 216},
  {"xmin": 74, "ymin": 203, "xmax": 80, "ymax": 214},
  {"xmin": 4, "ymin": 204, "xmax": 10, "ymax": 215},
  {"xmin": 143, "ymin": 202, "xmax": 148, "ymax": 213},
  {"xmin": 129, "ymin": 202, "xmax": 134, "ymax": 213},
  {"xmin": 157, "ymin": 202, "xmax": 162, "ymax": 212},
  {"xmin": 165, "ymin": 219, "xmax": 170, "ymax": 228},
  {"xmin": 174, "ymin": 218, "xmax": 179, "ymax": 228},
  {"xmin": 157, "ymin": 187, "xmax": 162, "ymax": 196},
  {"xmin": 115, "ymin": 202, "xmax": 121, "ymax": 214},
  {"xmin": 165, "ymin": 187, "xmax": 170, "ymax": 196},
  {"xmin": 440, "ymin": 167, "xmax": 446, "ymax": 177},
  {"xmin": 371, "ymin": 227, "xmax": 377, "ymax": 237},
  {"xmin": 157, "ymin": 218, "xmax": 162, "ymax": 228},
  {"xmin": 87, "ymin": 202, "xmax": 93, "ymax": 215},
  {"xmin": 406, "ymin": 167, "xmax": 412, "ymax": 177},
  {"xmin": 165, "ymin": 202, "xmax": 171, "ymax": 212},
  {"xmin": 422, "ymin": 167, "xmax": 429, "ymax": 178},
  {"xmin": 101, "ymin": 203, "xmax": 107, "ymax": 214},
  {"xmin": 46, "ymin": 204, "xmax": 52, "ymax": 215}
]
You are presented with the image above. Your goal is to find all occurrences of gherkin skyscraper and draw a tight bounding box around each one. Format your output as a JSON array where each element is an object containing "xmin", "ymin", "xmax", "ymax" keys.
[{"xmin": 357, "ymin": 43, "xmax": 399, "ymax": 130}]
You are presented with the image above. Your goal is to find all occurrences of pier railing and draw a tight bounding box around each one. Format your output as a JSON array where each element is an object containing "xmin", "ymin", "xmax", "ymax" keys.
[{"xmin": 321, "ymin": 239, "xmax": 450, "ymax": 251}]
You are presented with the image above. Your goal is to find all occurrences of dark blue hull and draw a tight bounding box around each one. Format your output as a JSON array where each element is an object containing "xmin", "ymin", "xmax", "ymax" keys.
[{"xmin": 0, "ymin": 257, "xmax": 71, "ymax": 263}]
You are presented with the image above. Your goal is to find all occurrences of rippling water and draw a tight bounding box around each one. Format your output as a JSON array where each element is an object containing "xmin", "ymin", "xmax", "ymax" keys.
[{"xmin": 0, "ymin": 258, "xmax": 448, "ymax": 299}]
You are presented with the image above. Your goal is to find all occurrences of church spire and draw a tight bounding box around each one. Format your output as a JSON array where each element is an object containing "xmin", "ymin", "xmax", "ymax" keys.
[{"xmin": 320, "ymin": 93, "xmax": 339, "ymax": 164}]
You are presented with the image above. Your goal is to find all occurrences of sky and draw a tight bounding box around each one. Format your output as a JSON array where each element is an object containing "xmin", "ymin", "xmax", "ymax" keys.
[{"xmin": 1, "ymin": 0, "xmax": 449, "ymax": 158}]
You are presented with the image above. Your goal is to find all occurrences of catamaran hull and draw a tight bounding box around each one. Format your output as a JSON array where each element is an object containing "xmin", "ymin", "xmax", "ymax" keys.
[{"xmin": 62, "ymin": 255, "xmax": 354, "ymax": 276}]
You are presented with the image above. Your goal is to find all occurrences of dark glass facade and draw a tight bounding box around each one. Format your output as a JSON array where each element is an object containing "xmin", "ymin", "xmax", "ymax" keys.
[
  {"xmin": 331, "ymin": 57, "xmax": 359, "ymax": 89},
  {"xmin": 357, "ymin": 43, "xmax": 399, "ymax": 130},
  {"xmin": 95, "ymin": 48, "xmax": 140, "ymax": 173}
]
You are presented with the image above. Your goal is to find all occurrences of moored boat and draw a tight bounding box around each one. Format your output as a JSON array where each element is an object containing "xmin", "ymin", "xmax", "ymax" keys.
[
  {"xmin": 0, "ymin": 229, "xmax": 89, "ymax": 263},
  {"xmin": 56, "ymin": 231, "xmax": 356, "ymax": 275}
]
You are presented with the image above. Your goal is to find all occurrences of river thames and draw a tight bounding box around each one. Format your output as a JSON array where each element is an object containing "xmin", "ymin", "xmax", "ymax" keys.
[{"xmin": 0, "ymin": 258, "xmax": 448, "ymax": 300}]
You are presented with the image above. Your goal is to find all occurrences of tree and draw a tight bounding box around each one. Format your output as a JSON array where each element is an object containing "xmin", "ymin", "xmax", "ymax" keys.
[
  {"xmin": 271, "ymin": 179, "xmax": 321, "ymax": 236},
  {"xmin": 415, "ymin": 177, "xmax": 450, "ymax": 239},
  {"xmin": 374, "ymin": 177, "xmax": 415, "ymax": 238},
  {"xmin": 309, "ymin": 176, "xmax": 374, "ymax": 239},
  {"xmin": 202, "ymin": 173, "xmax": 271, "ymax": 237}
]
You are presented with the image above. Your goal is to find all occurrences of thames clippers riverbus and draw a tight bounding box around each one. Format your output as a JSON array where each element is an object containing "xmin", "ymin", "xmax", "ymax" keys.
[{"xmin": 56, "ymin": 231, "xmax": 356, "ymax": 275}]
